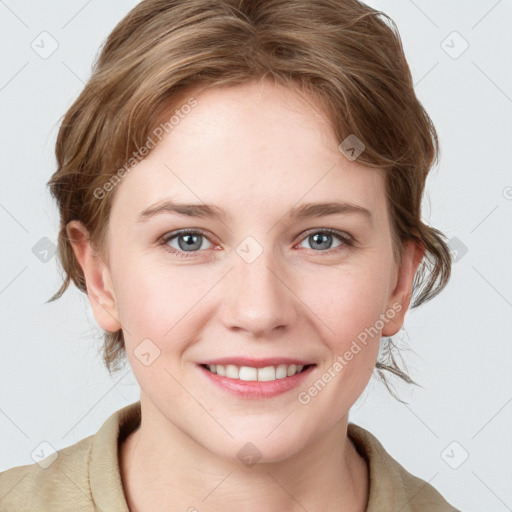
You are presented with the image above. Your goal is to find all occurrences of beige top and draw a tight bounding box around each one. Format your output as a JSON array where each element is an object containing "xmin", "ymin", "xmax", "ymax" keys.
[{"xmin": 0, "ymin": 401, "xmax": 460, "ymax": 511}]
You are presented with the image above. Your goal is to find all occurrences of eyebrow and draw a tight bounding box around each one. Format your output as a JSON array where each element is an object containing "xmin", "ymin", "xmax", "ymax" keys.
[{"xmin": 136, "ymin": 199, "xmax": 372, "ymax": 223}]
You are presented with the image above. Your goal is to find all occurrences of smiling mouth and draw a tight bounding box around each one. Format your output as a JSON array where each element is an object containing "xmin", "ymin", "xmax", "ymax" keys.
[{"xmin": 200, "ymin": 363, "xmax": 315, "ymax": 382}]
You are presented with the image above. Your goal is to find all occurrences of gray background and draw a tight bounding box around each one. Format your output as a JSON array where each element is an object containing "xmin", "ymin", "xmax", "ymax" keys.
[{"xmin": 1, "ymin": 1, "xmax": 511, "ymax": 510}]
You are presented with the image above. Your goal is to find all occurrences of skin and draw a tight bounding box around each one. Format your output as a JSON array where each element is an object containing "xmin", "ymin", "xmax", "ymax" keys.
[{"xmin": 68, "ymin": 79, "xmax": 424, "ymax": 512}]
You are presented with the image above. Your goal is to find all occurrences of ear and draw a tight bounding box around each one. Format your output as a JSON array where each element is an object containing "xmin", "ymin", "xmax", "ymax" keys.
[
  {"xmin": 381, "ymin": 239, "xmax": 425, "ymax": 337},
  {"xmin": 66, "ymin": 220, "xmax": 122, "ymax": 333}
]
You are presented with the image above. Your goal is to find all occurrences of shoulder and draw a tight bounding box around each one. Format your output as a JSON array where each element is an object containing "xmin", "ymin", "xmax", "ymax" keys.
[
  {"xmin": 0, "ymin": 434, "xmax": 95, "ymax": 511},
  {"xmin": 347, "ymin": 423, "xmax": 462, "ymax": 512},
  {"xmin": 392, "ymin": 460, "xmax": 461, "ymax": 512},
  {"xmin": 0, "ymin": 401, "xmax": 140, "ymax": 512}
]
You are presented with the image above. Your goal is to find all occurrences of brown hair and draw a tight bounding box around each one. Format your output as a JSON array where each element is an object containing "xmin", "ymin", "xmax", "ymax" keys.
[{"xmin": 47, "ymin": 0, "xmax": 451, "ymax": 402}]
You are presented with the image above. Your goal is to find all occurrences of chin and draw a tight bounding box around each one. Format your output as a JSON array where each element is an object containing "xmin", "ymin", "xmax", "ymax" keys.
[{"xmin": 202, "ymin": 427, "xmax": 310, "ymax": 465}]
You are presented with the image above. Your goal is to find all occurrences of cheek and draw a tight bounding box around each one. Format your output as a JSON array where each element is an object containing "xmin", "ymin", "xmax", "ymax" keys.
[
  {"xmin": 287, "ymin": 266, "xmax": 389, "ymax": 415},
  {"xmin": 300, "ymin": 261, "xmax": 391, "ymax": 344},
  {"xmin": 113, "ymin": 257, "xmax": 216, "ymax": 345},
  {"xmin": 113, "ymin": 244, "xmax": 393, "ymax": 356}
]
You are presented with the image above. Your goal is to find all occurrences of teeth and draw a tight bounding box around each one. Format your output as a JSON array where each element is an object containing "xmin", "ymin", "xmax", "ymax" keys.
[
  {"xmin": 257, "ymin": 366, "xmax": 275, "ymax": 381},
  {"xmin": 205, "ymin": 363, "xmax": 306, "ymax": 381},
  {"xmin": 239, "ymin": 366, "xmax": 258, "ymax": 381},
  {"xmin": 226, "ymin": 364, "xmax": 239, "ymax": 379}
]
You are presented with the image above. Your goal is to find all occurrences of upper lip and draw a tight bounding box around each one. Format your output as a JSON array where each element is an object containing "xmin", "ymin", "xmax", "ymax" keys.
[{"xmin": 197, "ymin": 357, "xmax": 315, "ymax": 368}]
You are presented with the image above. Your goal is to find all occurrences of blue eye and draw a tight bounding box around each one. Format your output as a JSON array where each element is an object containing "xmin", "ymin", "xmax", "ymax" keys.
[
  {"xmin": 159, "ymin": 228, "xmax": 354, "ymax": 259},
  {"xmin": 161, "ymin": 230, "xmax": 212, "ymax": 258},
  {"xmin": 297, "ymin": 229, "xmax": 353, "ymax": 254}
]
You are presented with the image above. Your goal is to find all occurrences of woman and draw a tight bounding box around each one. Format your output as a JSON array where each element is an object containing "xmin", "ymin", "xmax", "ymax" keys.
[{"xmin": 0, "ymin": 0, "xmax": 460, "ymax": 510}]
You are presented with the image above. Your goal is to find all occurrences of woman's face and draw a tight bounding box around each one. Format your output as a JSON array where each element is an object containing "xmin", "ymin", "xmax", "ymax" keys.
[{"xmin": 74, "ymin": 80, "xmax": 421, "ymax": 462}]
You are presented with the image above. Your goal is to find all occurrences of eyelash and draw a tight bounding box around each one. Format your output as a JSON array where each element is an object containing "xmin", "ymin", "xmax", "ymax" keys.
[{"xmin": 159, "ymin": 228, "xmax": 355, "ymax": 259}]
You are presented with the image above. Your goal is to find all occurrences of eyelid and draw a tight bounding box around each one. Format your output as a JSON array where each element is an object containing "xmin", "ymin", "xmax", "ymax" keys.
[
  {"xmin": 295, "ymin": 227, "xmax": 354, "ymax": 244},
  {"xmin": 159, "ymin": 227, "xmax": 355, "ymax": 257},
  {"xmin": 160, "ymin": 228, "xmax": 215, "ymax": 248}
]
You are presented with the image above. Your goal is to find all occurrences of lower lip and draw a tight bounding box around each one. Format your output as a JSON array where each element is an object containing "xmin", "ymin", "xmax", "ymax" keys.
[{"xmin": 197, "ymin": 364, "xmax": 315, "ymax": 399}]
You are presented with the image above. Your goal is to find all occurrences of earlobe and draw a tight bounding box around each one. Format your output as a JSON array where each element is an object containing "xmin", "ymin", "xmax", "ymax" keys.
[
  {"xmin": 381, "ymin": 239, "xmax": 425, "ymax": 337},
  {"xmin": 66, "ymin": 220, "xmax": 122, "ymax": 333}
]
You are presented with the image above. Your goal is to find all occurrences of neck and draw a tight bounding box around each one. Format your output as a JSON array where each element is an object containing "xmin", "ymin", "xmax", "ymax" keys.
[{"xmin": 119, "ymin": 401, "xmax": 369, "ymax": 512}]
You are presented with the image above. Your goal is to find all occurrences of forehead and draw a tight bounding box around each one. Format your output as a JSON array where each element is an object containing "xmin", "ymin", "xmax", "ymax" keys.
[{"xmin": 110, "ymin": 81, "xmax": 387, "ymax": 222}]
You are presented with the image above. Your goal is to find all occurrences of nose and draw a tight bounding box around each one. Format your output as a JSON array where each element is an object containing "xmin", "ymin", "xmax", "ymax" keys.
[{"xmin": 220, "ymin": 248, "xmax": 300, "ymax": 338}]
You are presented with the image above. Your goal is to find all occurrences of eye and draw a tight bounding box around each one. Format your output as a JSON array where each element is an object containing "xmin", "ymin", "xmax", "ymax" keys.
[
  {"xmin": 160, "ymin": 229, "xmax": 214, "ymax": 258},
  {"xmin": 159, "ymin": 227, "xmax": 354, "ymax": 259},
  {"xmin": 296, "ymin": 228, "xmax": 353, "ymax": 254}
]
